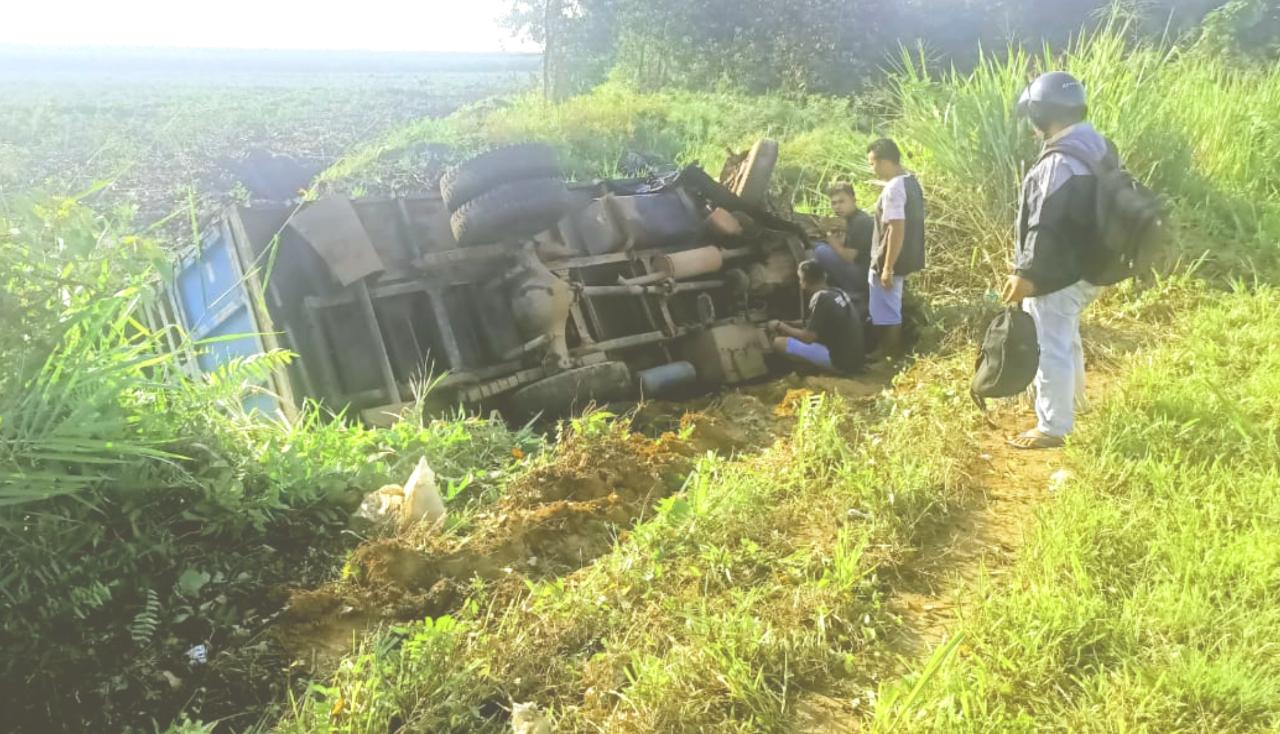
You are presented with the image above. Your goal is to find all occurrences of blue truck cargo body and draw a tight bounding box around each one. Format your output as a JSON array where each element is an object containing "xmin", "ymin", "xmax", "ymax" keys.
[{"xmin": 170, "ymin": 224, "xmax": 280, "ymax": 416}]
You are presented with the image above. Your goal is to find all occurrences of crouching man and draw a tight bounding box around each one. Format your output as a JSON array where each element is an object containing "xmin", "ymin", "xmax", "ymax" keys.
[
  {"xmin": 812, "ymin": 182, "xmax": 873, "ymax": 306},
  {"xmin": 768, "ymin": 260, "xmax": 865, "ymax": 375}
]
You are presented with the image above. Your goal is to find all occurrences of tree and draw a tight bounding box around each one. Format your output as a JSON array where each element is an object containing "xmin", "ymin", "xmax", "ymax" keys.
[
  {"xmin": 504, "ymin": 0, "xmax": 1272, "ymax": 99},
  {"xmin": 505, "ymin": 0, "xmax": 623, "ymax": 99},
  {"xmin": 1196, "ymin": 0, "xmax": 1280, "ymax": 59}
]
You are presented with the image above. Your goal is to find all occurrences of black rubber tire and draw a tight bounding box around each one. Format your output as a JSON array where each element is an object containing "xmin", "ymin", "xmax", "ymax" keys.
[
  {"xmin": 439, "ymin": 143, "xmax": 560, "ymax": 213},
  {"xmin": 509, "ymin": 361, "xmax": 632, "ymax": 418},
  {"xmin": 733, "ymin": 139, "xmax": 779, "ymax": 207},
  {"xmin": 450, "ymin": 178, "xmax": 572, "ymax": 246}
]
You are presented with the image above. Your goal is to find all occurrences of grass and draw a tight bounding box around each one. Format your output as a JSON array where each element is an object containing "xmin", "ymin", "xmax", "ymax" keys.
[
  {"xmin": 273, "ymin": 357, "xmax": 979, "ymax": 733},
  {"xmin": 871, "ymin": 285, "xmax": 1280, "ymax": 732},
  {"xmin": 318, "ymin": 83, "xmax": 867, "ymax": 195}
]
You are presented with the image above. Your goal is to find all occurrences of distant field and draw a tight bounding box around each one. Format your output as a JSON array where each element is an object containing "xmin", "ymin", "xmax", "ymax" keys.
[{"xmin": 0, "ymin": 47, "xmax": 538, "ymax": 238}]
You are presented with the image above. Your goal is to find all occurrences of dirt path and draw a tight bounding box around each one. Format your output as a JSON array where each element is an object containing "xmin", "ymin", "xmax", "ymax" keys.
[
  {"xmin": 793, "ymin": 373, "xmax": 1115, "ymax": 732},
  {"xmin": 887, "ymin": 368, "xmax": 1120, "ymax": 656},
  {"xmin": 886, "ymin": 407, "xmax": 1073, "ymax": 655}
]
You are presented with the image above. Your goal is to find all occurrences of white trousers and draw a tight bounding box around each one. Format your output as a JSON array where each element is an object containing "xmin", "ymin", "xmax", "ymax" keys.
[{"xmin": 1022, "ymin": 280, "xmax": 1103, "ymax": 438}]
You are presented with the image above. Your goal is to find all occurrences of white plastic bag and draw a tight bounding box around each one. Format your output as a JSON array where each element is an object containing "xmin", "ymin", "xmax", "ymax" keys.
[{"xmin": 401, "ymin": 457, "xmax": 445, "ymax": 528}]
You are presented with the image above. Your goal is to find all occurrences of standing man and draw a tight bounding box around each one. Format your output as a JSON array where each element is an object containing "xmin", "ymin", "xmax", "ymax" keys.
[
  {"xmin": 813, "ymin": 182, "xmax": 874, "ymax": 305},
  {"xmin": 768, "ymin": 260, "xmax": 865, "ymax": 375},
  {"xmin": 866, "ymin": 138, "xmax": 926, "ymax": 361},
  {"xmin": 1002, "ymin": 71, "xmax": 1114, "ymax": 450}
]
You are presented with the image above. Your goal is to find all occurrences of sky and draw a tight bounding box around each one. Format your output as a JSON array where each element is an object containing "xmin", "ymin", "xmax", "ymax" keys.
[{"xmin": 0, "ymin": 0, "xmax": 537, "ymax": 53}]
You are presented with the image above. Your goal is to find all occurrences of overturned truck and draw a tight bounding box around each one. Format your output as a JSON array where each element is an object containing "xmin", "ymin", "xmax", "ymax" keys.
[{"xmin": 168, "ymin": 141, "xmax": 809, "ymax": 422}]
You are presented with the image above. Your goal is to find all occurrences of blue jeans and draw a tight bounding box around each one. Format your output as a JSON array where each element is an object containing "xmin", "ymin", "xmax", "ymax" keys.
[
  {"xmin": 784, "ymin": 337, "xmax": 834, "ymax": 371},
  {"xmin": 1023, "ymin": 280, "xmax": 1103, "ymax": 437},
  {"xmin": 813, "ymin": 244, "xmax": 867, "ymax": 297}
]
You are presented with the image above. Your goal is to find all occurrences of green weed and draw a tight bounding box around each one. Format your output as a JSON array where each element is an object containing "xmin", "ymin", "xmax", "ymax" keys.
[{"xmin": 891, "ymin": 22, "xmax": 1280, "ymax": 294}]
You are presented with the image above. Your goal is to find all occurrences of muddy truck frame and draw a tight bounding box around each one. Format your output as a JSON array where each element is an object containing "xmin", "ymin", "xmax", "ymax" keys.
[{"xmin": 163, "ymin": 140, "xmax": 811, "ymax": 423}]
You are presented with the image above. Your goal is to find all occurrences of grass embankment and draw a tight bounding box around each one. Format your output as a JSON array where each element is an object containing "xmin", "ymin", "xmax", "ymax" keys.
[
  {"xmin": 873, "ymin": 285, "xmax": 1280, "ymax": 732},
  {"xmin": 8, "ymin": 20, "xmax": 1280, "ymax": 734},
  {"xmin": 316, "ymin": 85, "xmax": 866, "ymax": 202}
]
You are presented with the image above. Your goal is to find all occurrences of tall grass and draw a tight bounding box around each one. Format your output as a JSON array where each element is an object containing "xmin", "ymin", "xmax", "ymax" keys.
[
  {"xmin": 892, "ymin": 24, "xmax": 1280, "ymax": 293},
  {"xmin": 871, "ymin": 285, "xmax": 1280, "ymax": 732}
]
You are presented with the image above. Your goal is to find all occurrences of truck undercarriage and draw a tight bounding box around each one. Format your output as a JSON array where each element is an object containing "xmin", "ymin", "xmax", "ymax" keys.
[{"xmin": 167, "ymin": 140, "xmax": 812, "ymax": 422}]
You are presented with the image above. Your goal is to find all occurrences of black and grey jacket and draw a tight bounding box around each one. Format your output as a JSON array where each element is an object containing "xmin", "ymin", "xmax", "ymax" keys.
[{"xmin": 1015, "ymin": 122, "xmax": 1118, "ymax": 295}]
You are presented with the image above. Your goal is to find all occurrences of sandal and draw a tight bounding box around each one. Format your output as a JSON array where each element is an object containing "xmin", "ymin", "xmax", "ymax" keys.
[{"xmin": 1007, "ymin": 430, "xmax": 1065, "ymax": 450}]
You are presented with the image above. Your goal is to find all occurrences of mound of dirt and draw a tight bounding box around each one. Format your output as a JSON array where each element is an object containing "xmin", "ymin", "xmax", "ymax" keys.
[
  {"xmin": 670, "ymin": 399, "xmax": 772, "ymax": 454},
  {"xmin": 276, "ymin": 589, "xmax": 375, "ymax": 663},
  {"xmin": 275, "ymin": 427, "xmax": 691, "ymax": 663}
]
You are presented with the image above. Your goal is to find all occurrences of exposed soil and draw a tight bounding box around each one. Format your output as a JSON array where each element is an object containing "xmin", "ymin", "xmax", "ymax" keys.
[{"xmin": 275, "ymin": 367, "xmax": 895, "ymax": 669}]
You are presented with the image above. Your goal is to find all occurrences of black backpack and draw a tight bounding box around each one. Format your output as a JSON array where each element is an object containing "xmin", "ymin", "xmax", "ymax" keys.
[
  {"xmin": 1041, "ymin": 144, "xmax": 1167, "ymax": 286},
  {"xmin": 971, "ymin": 307, "xmax": 1039, "ymax": 418}
]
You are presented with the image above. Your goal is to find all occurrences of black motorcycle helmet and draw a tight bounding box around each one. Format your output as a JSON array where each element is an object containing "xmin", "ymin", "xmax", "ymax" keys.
[{"xmin": 1016, "ymin": 71, "xmax": 1088, "ymax": 132}]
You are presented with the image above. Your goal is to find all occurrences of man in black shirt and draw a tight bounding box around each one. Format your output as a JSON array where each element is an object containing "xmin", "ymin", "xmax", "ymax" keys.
[
  {"xmin": 767, "ymin": 260, "xmax": 865, "ymax": 374},
  {"xmin": 813, "ymin": 182, "xmax": 873, "ymax": 305}
]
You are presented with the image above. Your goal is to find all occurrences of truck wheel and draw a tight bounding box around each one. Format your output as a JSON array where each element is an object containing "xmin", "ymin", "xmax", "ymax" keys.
[
  {"xmin": 440, "ymin": 144, "xmax": 561, "ymax": 213},
  {"xmin": 450, "ymin": 177, "xmax": 572, "ymax": 246},
  {"xmin": 509, "ymin": 361, "xmax": 632, "ymax": 418},
  {"xmin": 732, "ymin": 139, "xmax": 779, "ymax": 207}
]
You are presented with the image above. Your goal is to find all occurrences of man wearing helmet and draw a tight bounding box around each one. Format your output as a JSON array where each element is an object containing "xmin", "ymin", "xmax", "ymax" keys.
[{"xmin": 1002, "ymin": 71, "xmax": 1119, "ymax": 450}]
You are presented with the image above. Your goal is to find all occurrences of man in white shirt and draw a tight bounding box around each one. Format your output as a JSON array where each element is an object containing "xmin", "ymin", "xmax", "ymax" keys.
[{"xmin": 866, "ymin": 138, "xmax": 926, "ymax": 361}]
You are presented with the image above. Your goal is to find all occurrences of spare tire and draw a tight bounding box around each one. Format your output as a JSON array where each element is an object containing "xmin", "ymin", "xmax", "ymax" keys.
[
  {"xmin": 509, "ymin": 361, "xmax": 632, "ymax": 418},
  {"xmin": 732, "ymin": 138, "xmax": 779, "ymax": 207},
  {"xmin": 450, "ymin": 177, "xmax": 572, "ymax": 246},
  {"xmin": 440, "ymin": 143, "xmax": 561, "ymax": 213}
]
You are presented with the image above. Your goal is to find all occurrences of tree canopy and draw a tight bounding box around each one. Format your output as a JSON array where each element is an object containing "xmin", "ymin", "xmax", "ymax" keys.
[{"xmin": 507, "ymin": 0, "xmax": 1280, "ymax": 97}]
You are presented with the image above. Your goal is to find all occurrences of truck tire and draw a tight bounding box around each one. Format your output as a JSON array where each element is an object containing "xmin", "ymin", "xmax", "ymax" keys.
[
  {"xmin": 509, "ymin": 361, "xmax": 632, "ymax": 418},
  {"xmin": 732, "ymin": 138, "xmax": 779, "ymax": 207},
  {"xmin": 450, "ymin": 177, "xmax": 572, "ymax": 246},
  {"xmin": 439, "ymin": 144, "xmax": 561, "ymax": 213}
]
